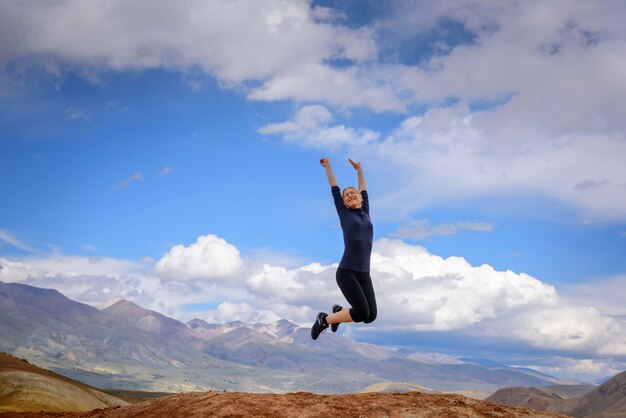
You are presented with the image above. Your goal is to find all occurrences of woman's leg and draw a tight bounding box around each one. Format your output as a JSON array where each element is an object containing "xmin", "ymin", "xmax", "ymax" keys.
[
  {"xmin": 326, "ymin": 268, "xmax": 370, "ymax": 324},
  {"xmin": 325, "ymin": 306, "xmax": 352, "ymax": 324},
  {"xmin": 357, "ymin": 271, "xmax": 377, "ymax": 323}
]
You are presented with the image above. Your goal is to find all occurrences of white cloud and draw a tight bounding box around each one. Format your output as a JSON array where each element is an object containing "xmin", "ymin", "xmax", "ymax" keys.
[
  {"xmin": 560, "ymin": 275, "xmax": 626, "ymax": 316},
  {"xmin": 259, "ymin": 105, "xmax": 380, "ymax": 149},
  {"xmin": 153, "ymin": 234, "xmax": 244, "ymax": 281},
  {"xmin": 0, "ymin": 229, "xmax": 37, "ymax": 253},
  {"xmin": 373, "ymin": 2, "xmax": 626, "ymax": 221},
  {"xmin": 0, "ymin": 254, "xmax": 143, "ymax": 282},
  {"xmin": 0, "ymin": 0, "xmax": 393, "ymax": 108},
  {"xmin": 261, "ymin": 104, "xmax": 333, "ymax": 132},
  {"xmin": 111, "ymin": 171, "xmax": 143, "ymax": 190},
  {"xmin": 391, "ymin": 219, "xmax": 495, "ymax": 240},
  {"xmin": 63, "ymin": 107, "xmax": 89, "ymax": 121},
  {"xmin": 249, "ymin": 64, "xmax": 406, "ymax": 112},
  {"xmin": 259, "ymin": 101, "xmax": 626, "ymax": 220},
  {"xmin": 245, "ymin": 262, "xmax": 339, "ymax": 313},
  {"xmin": 522, "ymin": 357, "xmax": 624, "ymax": 383},
  {"xmin": 155, "ymin": 166, "xmax": 174, "ymax": 177},
  {"xmin": 482, "ymin": 304, "xmax": 619, "ymax": 353},
  {"xmin": 370, "ymin": 238, "xmax": 559, "ymax": 329},
  {"xmin": 201, "ymin": 301, "xmax": 281, "ymax": 324},
  {"xmin": 0, "ymin": 252, "xmax": 249, "ymax": 320},
  {"xmin": 363, "ymin": 239, "xmax": 626, "ymax": 357},
  {"xmin": 3, "ymin": 1, "xmax": 625, "ymax": 118},
  {"xmin": 106, "ymin": 101, "xmax": 129, "ymax": 112},
  {"xmin": 394, "ymin": 2, "xmax": 626, "ymax": 133},
  {"xmin": 371, "ymin": 107, "xmax": 626, "ymax": 221},
  {"xmin": 0, "ymin": 254, "xmax": 159, "ymax": 310}
]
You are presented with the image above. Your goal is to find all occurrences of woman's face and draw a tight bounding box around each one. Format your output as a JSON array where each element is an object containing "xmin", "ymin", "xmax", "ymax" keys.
[{"xmin": 342, "ymin": 187, "xmax": 362, "ymax": 209}]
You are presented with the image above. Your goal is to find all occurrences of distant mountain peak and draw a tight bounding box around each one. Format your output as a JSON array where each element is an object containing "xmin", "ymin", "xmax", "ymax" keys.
[
  {"xmin": 105, "ymin": 299, "xmax": 141, "ymax": 309},
  {"xmin": 275, "ymin": 318, "xmax": 299, "ymax": 329},
  {"xmin": 98, "ymin": 298, "xmax": 124, "ymax": 310},
  {"xmin": 187, "ymin": 318, "xmax": 211, "ymax": 329},
  {"xmin": 102, "ymin": 299, "xmax": 162, "ymax": 324},
  {"xmin": 102, "ymin": 299, "xmax": 155, "ymax": 319},
  {"xmin": 0, "ymin": 280, "xmax": 65, "ymax": 299}
]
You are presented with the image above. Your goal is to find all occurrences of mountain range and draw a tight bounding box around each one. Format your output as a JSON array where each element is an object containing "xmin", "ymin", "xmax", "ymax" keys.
[{"xmin": 0, "ymin": 280, "xmax": 573, "ymax": 395}]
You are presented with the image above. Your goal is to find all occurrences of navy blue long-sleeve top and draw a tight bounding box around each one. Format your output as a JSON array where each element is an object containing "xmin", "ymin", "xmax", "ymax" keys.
[{"xmin": 332, "ymin": 186, "xmax": 373, "ymax": 272}]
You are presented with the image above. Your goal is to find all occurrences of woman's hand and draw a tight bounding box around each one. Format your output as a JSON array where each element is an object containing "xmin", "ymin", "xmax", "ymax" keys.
[
  {"xmin": 320, "ymin": 157, "xmax": 331, "ymax": 168},
  {"xmin": 348, "ymin": 158, "xmax": 361, "ymax": 171}
]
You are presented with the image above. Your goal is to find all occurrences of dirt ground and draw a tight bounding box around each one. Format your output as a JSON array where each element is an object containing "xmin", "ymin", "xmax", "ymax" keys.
[{"xmin": 0, "ymin": 390, "xmax": 569, "ymax": 418}]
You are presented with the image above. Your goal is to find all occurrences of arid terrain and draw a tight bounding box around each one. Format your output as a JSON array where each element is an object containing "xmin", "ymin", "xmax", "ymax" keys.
[
  {"xmin": 0, "ymin": 353, "xmax": 126, "ymax": 413},
  {"xmin": 0, "ymin": 390, "xmax": 568, "ymax": 418},
  {"xmin": 487, "ymin": 370, "xmax": 626, "ymax": 417},
  {"xmin": 0, "ymin": 351, "xmax": 567, "ymax": 417}
]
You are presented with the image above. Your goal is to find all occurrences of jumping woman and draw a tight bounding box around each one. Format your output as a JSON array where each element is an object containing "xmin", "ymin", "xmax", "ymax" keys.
[{"xmin": 311, "ymin": 157, "xmax": 377, "ymax": 340}]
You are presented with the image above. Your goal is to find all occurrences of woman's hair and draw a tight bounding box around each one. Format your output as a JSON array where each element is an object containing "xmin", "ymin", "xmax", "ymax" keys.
[{"xmin": 341, "ymin": 186, "xmax": 359, "ymax": 198}]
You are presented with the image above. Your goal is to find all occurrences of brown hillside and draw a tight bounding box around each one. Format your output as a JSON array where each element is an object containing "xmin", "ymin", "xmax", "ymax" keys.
[
  {"xmin": 486, "ymin": 386, "xmax": 563, "ymax": 411},
  {"xmin": 0, "ymin": 390, "xmax": 569, "ymax": 418},
  {"xmin": 552, "ymin": 371, "xmax": 626, "ymax": 417},
  {"xmin": 486, "ymin": 371, "xmax": 626, "ymax": 417},
  {"xmin": 1, "ymin": 353, "xmax": 89, "ymax": 386},
  {"xmin": 0, "ymin": 353, "xmax": 127, "ymax": 413}
]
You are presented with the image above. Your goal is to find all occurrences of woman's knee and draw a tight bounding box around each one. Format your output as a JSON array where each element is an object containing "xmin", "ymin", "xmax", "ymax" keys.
[
  {"xmin": 349, "ymin": 305, "xmax": 370, "ymax": 323},
  {"xmin": 363, "ymin": 311, "xmax": 377, "ymax": 324}
]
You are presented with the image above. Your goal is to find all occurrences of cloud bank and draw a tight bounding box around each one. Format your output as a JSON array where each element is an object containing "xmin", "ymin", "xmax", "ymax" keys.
[
  {"xmin": 0, "ymin": 0, "xmax": 390, "ymax": 108},
  {"xmin": 2, "ymin": 233, "xmax": 625, "ymax": 380}
]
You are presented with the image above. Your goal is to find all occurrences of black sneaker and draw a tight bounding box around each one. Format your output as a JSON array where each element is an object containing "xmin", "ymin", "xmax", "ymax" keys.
[
  {"xmin": 331, "ymin": 304, "xmax": 343, "ymax": 332},
  {"xmin": 311, "ymin": 312, "xmax": 329, "ymax": 340}
]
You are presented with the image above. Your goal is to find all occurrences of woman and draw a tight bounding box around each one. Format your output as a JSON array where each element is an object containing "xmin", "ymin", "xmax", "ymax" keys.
[{"xmin": 311, "ymin": 157, "xmax": 377, "ymax": 340}]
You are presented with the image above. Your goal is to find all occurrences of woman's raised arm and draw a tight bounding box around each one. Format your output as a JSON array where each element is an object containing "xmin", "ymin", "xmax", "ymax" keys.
[
  {"xmin": 320, "ymin": 157, "xmax": 338, "ymax": 187},
  {"xmin": 348, "ymin": 158, "xmax": 366, "ymax": 191}
]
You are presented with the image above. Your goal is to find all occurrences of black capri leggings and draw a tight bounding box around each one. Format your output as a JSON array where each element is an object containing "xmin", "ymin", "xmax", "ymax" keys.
[{"xmin": 336, "ymin": 267, "xmax": 377, "ymax": 324}]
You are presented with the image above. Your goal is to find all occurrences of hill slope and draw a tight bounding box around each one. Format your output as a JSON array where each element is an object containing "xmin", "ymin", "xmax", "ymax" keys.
[
  {"xmin": 487, "ymin": 370, "xmax": 626, "ymax": 417},
  {"xmin": 485, "ymin": 386, "xmax": 563, "ymax": 412},
  {"xmin": 540, "ymin": 384, "xmax": 595, "ymax": 399},
  {"xmin": 553, "ymin": 370, "xmax": 626, "ymax": 417},
  {"xmin": 0, "ymin": 352, "xmax": 127, "ymax": 413}
]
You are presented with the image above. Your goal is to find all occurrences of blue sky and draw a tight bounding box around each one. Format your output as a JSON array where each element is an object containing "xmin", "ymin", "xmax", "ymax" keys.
[
  {"xmin": 3, "ymin": 67, "xmax": 624, "ymax": 282},
  {"xmin": 2, "ymin": 0, "xmax": 626, "ymax": 381}
]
